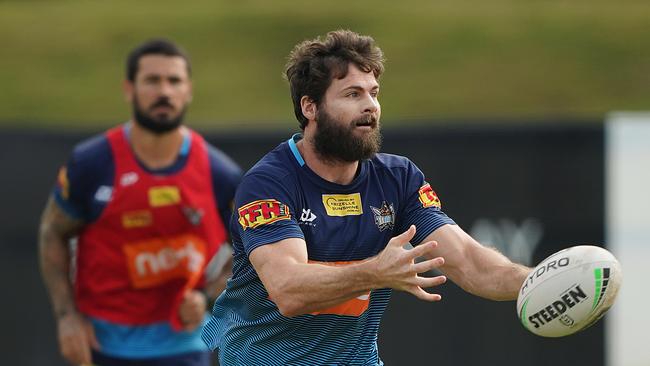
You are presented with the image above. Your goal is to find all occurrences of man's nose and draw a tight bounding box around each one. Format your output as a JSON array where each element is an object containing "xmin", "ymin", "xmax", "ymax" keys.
[
  {"xmin": 158, "ymin": 80, "xmax": 174, "ymax": 97},
  {"xmin": 363, "ymin": 93, "xmax": 379, "ymax": 114}
]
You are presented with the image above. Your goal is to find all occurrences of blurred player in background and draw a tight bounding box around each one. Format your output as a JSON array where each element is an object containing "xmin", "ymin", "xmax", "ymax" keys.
[
  {"xmin": 38, "ymin": 39, "xmax": 242, "ymax": 366},
  {"xmin": 201, "ymin": 30, "xmax": 531, "ymax": 365}
]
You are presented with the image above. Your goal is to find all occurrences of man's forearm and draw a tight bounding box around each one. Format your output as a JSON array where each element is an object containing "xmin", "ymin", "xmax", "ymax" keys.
[
  {"xmin": 465, "ymin": 245, "xmax": 531, "ymax": 301},
  {"xmin": 425, "ymin": 225, "xmax": 531, "ymax": 301},
  {"xmin": 39, "ymin": 229, "xmax": 77, "ymax": 317},
  {"xmin": 254, "ymin": 226, "xmax": 444, "ymax": 317},
  {"xmin": 38, "ymin": 198, "xmax": 83, "ymax": 318},
  {"xmin": 264, "ymin": 259, "xmax": 377, "ymax": 317}
]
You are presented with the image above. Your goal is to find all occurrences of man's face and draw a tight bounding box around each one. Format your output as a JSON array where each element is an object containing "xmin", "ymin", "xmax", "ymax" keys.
[
  {"xmin": 125, "ymin": 55, "xmax": 192, "ymax": 134},
  {"xmin": 313, "ymin": 64, "xmax": 382, "ymax": 162}
]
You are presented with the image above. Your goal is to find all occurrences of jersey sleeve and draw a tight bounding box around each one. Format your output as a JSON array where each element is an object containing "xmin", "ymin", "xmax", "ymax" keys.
[
  {"xmin": 52, "ymin": 159, "xmax": 85, "ymax": 219},
  {"xmin": 52, "ymin": 135, "xmax": 114, "ymax": 222},
  {"xmin": 207, "ymin": 145, "xmax": 243, "ymax": 230},
  {"xmin": 233, "ymin": 172, "xmax": 305, "ymax": 257},
  {"xmin": 396, "ymin": 159, "xmax": 455, "ymax": 245}
]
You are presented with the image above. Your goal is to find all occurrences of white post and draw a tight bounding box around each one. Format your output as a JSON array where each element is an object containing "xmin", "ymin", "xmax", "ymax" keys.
[{"xmin": 606, "ymin": 112, "xmax": 650, "ymax": 366}]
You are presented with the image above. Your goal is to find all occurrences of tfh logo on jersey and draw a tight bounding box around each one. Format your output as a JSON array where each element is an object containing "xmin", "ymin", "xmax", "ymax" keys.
[
  {"xmin": 418, "ymin": 183, "xmax": 441, "ymax": 209},
  {"xmin": 371, "ymin": 201, "xmax": 395, "ymax": 231},
  {"xmin": 238, "ymin": 199, "xmax": 291, "ymax": 230}
]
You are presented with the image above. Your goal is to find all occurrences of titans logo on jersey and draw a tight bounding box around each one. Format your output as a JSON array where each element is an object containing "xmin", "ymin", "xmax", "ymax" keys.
[{"xmin": 202, "ymin": 134, "xmax": 455, "ymax": 366}]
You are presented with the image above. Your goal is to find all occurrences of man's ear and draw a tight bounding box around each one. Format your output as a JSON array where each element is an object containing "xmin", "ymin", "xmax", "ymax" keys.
[
  {"xmin": 123, "ymin": 80, "xmax": 134, "ymax": 103},
  {"xmin": 300, "ymin": 96, "xmax": 317, "ymax": 122}
]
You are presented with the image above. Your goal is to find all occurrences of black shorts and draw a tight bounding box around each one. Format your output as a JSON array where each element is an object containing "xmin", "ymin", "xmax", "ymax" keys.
[{"xmin": 91, "ymin": 350, "xmax": 211, "ymax": 366}]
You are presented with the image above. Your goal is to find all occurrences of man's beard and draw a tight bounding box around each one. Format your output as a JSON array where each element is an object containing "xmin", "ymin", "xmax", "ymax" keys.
[
  {"xmin": 132, "ymin": 96, "xmax": 187, "ymax": 135},
  {"xmin": 312, "ymin": 109, "xmax": 382, "ymax": 163}
]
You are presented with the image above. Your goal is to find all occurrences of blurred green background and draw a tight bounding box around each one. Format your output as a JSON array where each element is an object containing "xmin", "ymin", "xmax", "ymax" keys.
[{"xmin": 1, "ymin": 0, "xmax": 649, "ymax": 131}]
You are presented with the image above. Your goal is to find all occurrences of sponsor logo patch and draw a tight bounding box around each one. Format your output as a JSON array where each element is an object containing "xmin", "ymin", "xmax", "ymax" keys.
[
  {"xmin": 123, "ymin": 233, "xmax": 206, "ymax": 289},
  {"xmin": 322, "ymin": 193, "xmax": 363, "ymax": 216},
  {"xmin": 120, "ymin": 171, "xmax": 139, "ymax": 187},
  {"xmin": 122, "ymin": 210, "xmax": 153, "ymax": 228},
  {"xmin": 148, "ymin": 186, "xmax": 180, "ymax": 207},
  {"xmin": 182, "ymin": 206, "xmax": 204, "ymax": 226},
  {"xmin": 57, "ymin": 166, "xmax": 70, "ymax": 200},
  {"xmin": 94, "ymin": 185, "xmax": 113, "ymax": 202},
  {"xmin": 418, "ymin": 183, "xmax": 441, "ymax": 209},
  {"xmin": 238, "ymin": 199, "xmax": 291, "ymax": 230},
  {"xmin": 299, "ymin": 208, "xmax": 317, "ymax": 226},
  {"xmin": 371, "ymin": 201, "xmax": 395, "ymax": 231}
]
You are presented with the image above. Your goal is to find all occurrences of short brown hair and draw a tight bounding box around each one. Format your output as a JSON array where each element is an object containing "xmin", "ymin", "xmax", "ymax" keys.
[{"xmin": 285, "ymin": 30, "xmax": 385, "ymax": 129}]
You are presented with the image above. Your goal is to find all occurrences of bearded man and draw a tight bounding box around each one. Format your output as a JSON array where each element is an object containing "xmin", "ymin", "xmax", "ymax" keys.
[
  {"xmin": 201, "ymin": 30, "xmax": 530, "ymax": 366},
  {"xmin": 38, "ymin": 39, "xmax": 242, "ymax": 366}
]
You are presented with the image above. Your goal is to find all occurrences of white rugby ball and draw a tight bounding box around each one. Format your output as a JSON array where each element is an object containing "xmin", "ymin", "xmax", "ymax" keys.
[{"xmin": 516, "ymin": 245, "xmax": 622, "ymax": 337}]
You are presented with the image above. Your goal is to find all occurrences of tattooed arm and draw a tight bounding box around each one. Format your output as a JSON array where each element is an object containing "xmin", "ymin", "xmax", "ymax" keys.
[{"xmin": 38, "ymin": 196, "xmax": 98, "ymax": 365}]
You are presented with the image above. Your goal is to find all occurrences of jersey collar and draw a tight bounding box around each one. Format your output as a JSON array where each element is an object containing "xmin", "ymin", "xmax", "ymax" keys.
[
  {"xmin": 287, "ymin": 133, "xmax": 306, "ymax": 167},
  {"xmin": 286, "ymin": 133, "xmax": 369, "ymax": 191}
]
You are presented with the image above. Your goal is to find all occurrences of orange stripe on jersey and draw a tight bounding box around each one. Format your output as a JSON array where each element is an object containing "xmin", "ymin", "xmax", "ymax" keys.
[{"xmin": 308, "ymin": 260, "xmax": 370, "ymax": 317}]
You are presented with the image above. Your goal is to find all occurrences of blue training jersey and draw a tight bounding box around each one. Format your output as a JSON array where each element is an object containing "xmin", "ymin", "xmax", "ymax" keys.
[
  {"xmin": 53, "ymin": 125, "xmax": 242, "ymax": 359},
  {"xmin": 202, "ymin": 134, "xmax": 455, "ymax": 365}
]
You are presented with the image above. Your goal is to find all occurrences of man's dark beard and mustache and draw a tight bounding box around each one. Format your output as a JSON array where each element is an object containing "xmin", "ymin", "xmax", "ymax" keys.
[
  {"xmin": 312, "ymin": 109, "xmax": 382, "ymax": 163},
  {"xmin": 133, "ymin": 96, "xmax": 187, "ymax": 135}
]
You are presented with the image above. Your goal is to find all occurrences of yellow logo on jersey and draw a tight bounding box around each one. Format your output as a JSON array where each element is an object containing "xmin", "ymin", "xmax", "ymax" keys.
[
  {"xmin": 418, "ymin": 183, "xmax": 441, "ymax": 209},
  {"xmin": 57, "ymin": 166, "xmax": 70, "ymax": 200},
  {"xmin": 322, "ymin": 193, "xmax": 363, "ymax": 216},
  {"xmin": 122, "ymin": 210, "xmax": 153, "ymax": 228},
  {"xmin": 148, "ymin": 186, "xmax": 181, "ymax": 207}
]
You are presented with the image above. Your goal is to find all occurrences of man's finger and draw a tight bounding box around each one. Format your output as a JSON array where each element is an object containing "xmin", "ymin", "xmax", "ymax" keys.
[
  {"xmin": 410, "ymin": 287, "xmax": 443, "ymax": 302},
  {"xmin": 416, "ymin": 275, "xmax": 447, "ymax": 289},
  {"xmin": 78, "ymin": 335, "xmax": 92, "ymax": 365},
  {"xmin": 389, "ymin": 225, "xmax": 416, "ymax": 247},
  {"xmin": 408, "ymin": 240, "xmax": 439, "ymax": 259},
  {"xmin": 182, "ymin": 290, "xmax": 192, "ymax": 302},
  {"xmin": 84, "ymin": 320, "xmax": 101, "ymax": 350},
  {"xmin": 62, "ymin": 337, "xmax": 89, "ymax": 366},
  {"xmin": 411, "ymin": 256, "xmax": 444, "ymax": 273}
]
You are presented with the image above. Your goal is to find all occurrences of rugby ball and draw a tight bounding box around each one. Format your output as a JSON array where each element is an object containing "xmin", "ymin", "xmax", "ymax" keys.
[{"xmin": 516, "ymin": 245, "xmax": 621, "ymax": 337}]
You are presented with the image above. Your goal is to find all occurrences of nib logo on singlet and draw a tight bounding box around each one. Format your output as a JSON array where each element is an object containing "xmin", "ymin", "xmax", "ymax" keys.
[
  {"xmin": 135, "ymin": 241, "xmax": 204, "ymax": 277},
  {"xmin": 124, "ymin": 234, "xmax": 207, "ymax": 289}
]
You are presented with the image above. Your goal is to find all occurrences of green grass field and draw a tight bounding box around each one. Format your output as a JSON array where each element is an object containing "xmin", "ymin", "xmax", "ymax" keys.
[{"xmin": 1, "ymin": 0, "xmax": 649, "ymax": 130}]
